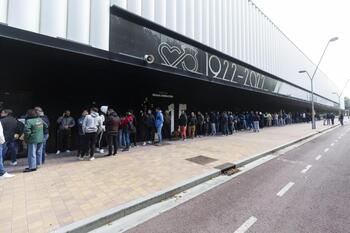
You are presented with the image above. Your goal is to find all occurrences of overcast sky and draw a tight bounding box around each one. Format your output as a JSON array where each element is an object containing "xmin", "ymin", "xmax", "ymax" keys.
[{"xmin": 252, "ymin": 0, "xmax": 350, "ymax": 99}]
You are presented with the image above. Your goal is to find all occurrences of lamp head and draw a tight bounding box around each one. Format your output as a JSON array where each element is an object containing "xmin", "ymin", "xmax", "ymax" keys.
[
  {"xmin": 299, "ymin": 70, "xmax": 307, "ymax": 73},
  {"xmin": 329, "ymin": 37, "xmax": 339, "ymax": 42}
]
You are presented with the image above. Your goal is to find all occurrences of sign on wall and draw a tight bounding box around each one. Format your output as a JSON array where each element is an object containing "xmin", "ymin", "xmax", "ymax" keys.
[{"xmin": 109, "ymin": 6, "xmax": 336, "ymax": 108}]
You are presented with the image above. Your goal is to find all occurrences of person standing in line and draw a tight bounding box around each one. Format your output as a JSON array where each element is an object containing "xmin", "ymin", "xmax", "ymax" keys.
[
  {"xmin": 56, "ymin": 110, "xmax": 75, "ymax": 154},
  {"xmin": 209, "ymin": 111, "xmax": 216, "ymax": 136},
  {"xmin": 330, "ymin": 113, "xmax": 335, "ymax": 125},
  {"xmin": 144, "ymin": 109, "xmax": 155, "ymax": 145},
  {"xmin": 163, "ymin": 110, "xmax": 171, "ymax": 140},
  {"xmin": 120, "ymin": 112, "xmax": 134, "ymax": 151},
  {"xmin": 178, "ymin": 110, "xmax": 188, "ymax": 141},
  {"xmin": 266, "ymin": 112, "xmax": 272, "ymax": 127},
  {"xmin": 96, "ymin": 106, "xmax": 107, "ymax": 153},
  {"xmin": 188, "ymin": 112, "xmax": 197, "ymax": 139},
  {"xmin": 253, "ymin": 112, "xmax": 260, "ymax": 133},
  {"xmin": 155, "ymin": 107, "xmax": 164, "ymax": 144},
  {"xmin": 23, "ymin": 109, "xmax": 46, "ymax": 172},
  {"xmin": 105, "ymin": 109, "xmax": 120, "ymax": 156},
  {"xmin": 81, "ymin": 107, "xmax": 102, "ymax": 161},
  {"xmin": 34, "ymin": 107, "xmax": 50, "ymax": 164},
  {"xmin": 139, "ymin": 110, "xmax": 147, "ymax": 146},
  {"xmin": 221, "ymin": 111, "xmax": 229, "ymax": 136},
  {"xmin": 0, "ymin": 121, "xmax": 15, "ymax": 178},
  {"xmin": 0, "ymin": 109, "xmax": 21, "ymax": 166},
  {"xmin": 197, "ymin": 112, "xmax": 204, "ymax": 137},
  {"xmin": 228, "ymin": 112, "xmax": 234, "ymax": 134},
  {"xmin": 204, "ymin": 113, "xmax": 210, "ymax": 136},
  {"xmin": 339, "ymin": 113, "xmax": 344, "ymax": 126},
  {"xmin": 76, "ymin": 110, "xmax": 88, "ymax": 157},
  {"xmin": 129, "ymin": 110, "xmax": 138, "ymax": 147}
]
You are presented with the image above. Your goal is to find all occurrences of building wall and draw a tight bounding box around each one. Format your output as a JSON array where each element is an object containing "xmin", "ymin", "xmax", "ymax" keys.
[{"xmin": 0, "ymin": 0, "xmax": 338, "ymax": 103}]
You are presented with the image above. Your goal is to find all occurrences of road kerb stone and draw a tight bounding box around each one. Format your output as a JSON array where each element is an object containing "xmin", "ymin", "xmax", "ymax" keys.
[
  {"xmin": 52, "ymin": 169, "xmax": 221, "ymax": 233},
  {"xmin": 52, "ymin": 124, "xmax": 339, "ymax": 233},
  {"xmin": 234, "ymin": 124, "xmax": 339, "ymax": 168}
]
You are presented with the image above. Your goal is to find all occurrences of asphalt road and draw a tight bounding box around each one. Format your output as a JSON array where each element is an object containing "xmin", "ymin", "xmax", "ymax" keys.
[{"xmin": 123, "ymin": 125, "xmax": 350, "ymax": 233}]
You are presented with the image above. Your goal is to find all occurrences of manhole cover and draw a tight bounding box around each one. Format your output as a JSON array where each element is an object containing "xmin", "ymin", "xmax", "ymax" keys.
[{"xmin": 186, "ymin": 155, "xmax": 218, "ymax": 165}]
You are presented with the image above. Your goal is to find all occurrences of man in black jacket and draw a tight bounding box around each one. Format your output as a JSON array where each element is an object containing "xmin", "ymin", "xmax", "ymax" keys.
[
  {"xmin": 0, "ymin": 109, "xmax": 22, "ymax": 166},
  {"xmin": 105, "ymin": 109, "xmax": 120, "ymax": 156}
]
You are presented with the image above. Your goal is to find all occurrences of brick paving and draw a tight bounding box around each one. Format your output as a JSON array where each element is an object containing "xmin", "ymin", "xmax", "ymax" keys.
[{"xmin": 0, "ymin": 122, "xmax": 334, "ymax": 233}]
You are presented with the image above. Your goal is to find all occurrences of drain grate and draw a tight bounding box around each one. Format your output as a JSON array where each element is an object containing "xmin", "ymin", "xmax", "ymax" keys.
[{"xmin": 186, "ymin": 155, "xmax": 218, "ymax": 165}]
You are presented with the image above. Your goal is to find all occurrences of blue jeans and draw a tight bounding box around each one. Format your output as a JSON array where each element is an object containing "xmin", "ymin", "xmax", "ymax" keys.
[
  {"xmin": 119, "ymin": 129, "xmax": 125, "ymax": 147},
  {"xmin": 2, "ymin": 139, "xmax": 17, "ymax": 163},
  {"xmin": 0, "ymin": 144, "xmax": 5, "ymax": 176},
  {"xmin": 42, "ymin": 134, "xmax": 49, "ymax": 164},
  {"xmin": 122, "ymin": 130, "xmax": 130, "ymax": 148},
  {"xmin": 253, "ymin": 121, "xmax": 260, "ymax": 132},
  {"xmin": 156, "ymin": 125, "xmax": 163, "ymax": 143},
  {"xmin": 223, "ymin": 123, "xmax": 229, "ymax": 135},
  {"xmin": 27, "ymin": 143, "xmax": 43, "ymax": 169}
]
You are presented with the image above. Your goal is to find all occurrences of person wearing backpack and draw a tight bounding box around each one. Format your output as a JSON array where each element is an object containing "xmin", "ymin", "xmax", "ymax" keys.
[{"xmin": 81, "ymin": 107, "xmax": 102, "ymax": 161}]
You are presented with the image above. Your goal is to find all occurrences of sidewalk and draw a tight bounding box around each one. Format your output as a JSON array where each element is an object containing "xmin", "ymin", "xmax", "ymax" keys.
[{"xmin": 0, "ymin": 122, "xmax": 335, "ymax": 233}]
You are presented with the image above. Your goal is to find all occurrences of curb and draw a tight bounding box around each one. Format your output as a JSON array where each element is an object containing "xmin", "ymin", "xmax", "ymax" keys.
[
  {"xmin": 52, "ymin": 124, "xmax": 339, "ymax": 233},
  {"xmin": 52, "ymin": 170, "xmax": 221, "ymax": 233},
  {"xmin": 234, "ymin": 124, "xmax": 339, "ymax": 168}
]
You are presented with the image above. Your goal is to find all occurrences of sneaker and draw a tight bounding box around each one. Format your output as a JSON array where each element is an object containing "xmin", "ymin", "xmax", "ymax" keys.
[
  {"xmin": 65, "ymin": 150, "xmax": 71, "ymax": 153},
  {"xmin": 56, "ymin": 150, "xmax": 61, "ymax": 155},
  {"xmin": 0, "ymin": 172, "xmax": 15, "ymax": 178},
  {"xmin": 89, "ymin": 157, "xmax": 95, "ymax": 161},
  {"xmin": 23, "ymin": 168, "xmax": 37, "ymax": 173},
  {"xmin": 78, "ymin": 156, "xmax": 84, "ymax": 161},
  {"xmin": 99, "ymin": 149, "xmax": 104, "ymax": 153},
  {"xmin": 11, "ymin": 161, "xmax": 17, "ymax": 166},
  {"xmin": 142, "ymin": 142, "xmax": 147, "ymax": 146}
]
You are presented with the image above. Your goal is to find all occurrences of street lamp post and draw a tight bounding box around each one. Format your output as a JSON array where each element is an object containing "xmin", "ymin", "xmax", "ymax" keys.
[
  {"xmin": 299, "ymin": 37, "xmax": 338, "ymax": 130},
  {"xmin": 299, "ymin": 70, "xmax": 316, "ymax": 129},
  {"xmin": 332, "ymin": 79, "xmax": 350, "ymax": 115}
]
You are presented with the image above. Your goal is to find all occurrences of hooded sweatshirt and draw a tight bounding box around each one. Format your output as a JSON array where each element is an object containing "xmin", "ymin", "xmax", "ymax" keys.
[{"xmin": 82, "ymin": 112, "xmax": 102, "ymax": 134}]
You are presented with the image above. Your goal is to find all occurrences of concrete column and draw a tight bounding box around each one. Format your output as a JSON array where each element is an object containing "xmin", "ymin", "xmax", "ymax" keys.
[
  {"xmin": 40, "ymin": 0, "xmax": 68, "ymax": 38},
  {"xmin": 154, "ymin": 0, "xmax": 166, "ymax": 26},
  {"xmin": 67, "ymin": 0, "xmax": 91, "ymax": 44},
  {"xmin": 142, "ymin": 0, "xmax": 155, "ymax": 21},
  {"xmin": 0, "ymin": 0, "xmax": 8, "ymax": 24},
  {"xmin": 8, "ymin": 0, "xmax": 40, "ymax": 33},
  {"xmin": 90, "ymin": 0, "xmax": 110, "ymax": 50}
]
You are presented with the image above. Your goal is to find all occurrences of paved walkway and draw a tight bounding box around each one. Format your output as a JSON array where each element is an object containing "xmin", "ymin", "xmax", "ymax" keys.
[{"xmin": 0, "ymin": 122, "xmax": 334, "ymax": 233}]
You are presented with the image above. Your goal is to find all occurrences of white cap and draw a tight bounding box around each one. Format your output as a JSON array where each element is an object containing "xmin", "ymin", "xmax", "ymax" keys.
[{"xmin": 100, "ymin": 106, "xmax": 108, "ymax": 114}]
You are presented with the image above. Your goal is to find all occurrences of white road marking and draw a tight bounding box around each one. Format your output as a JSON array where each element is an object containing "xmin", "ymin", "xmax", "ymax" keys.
[
  {"xmin": 277, "ymin": 182, "xmax": 295, "ymax": 197},
  {"xmin": 324, "ymin": 148, "xmax": 329, "ymax": 153},
  {"xmin": 331, "ymin": 143, "xmax": 335, "ymax": 147},
  {"xmin": 315, "ymin": 155, "xmax": 322, "ymax": 161},
  {"xmin": 301, "ymin": 165, "xmax": 312, "ymax": 174},
  {"xmin": 234, "ymin": 216, "xmax": 258, "ymax": 233}
]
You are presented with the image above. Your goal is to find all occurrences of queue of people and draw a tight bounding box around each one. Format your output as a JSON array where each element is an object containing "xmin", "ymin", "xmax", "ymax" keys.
[
  {"xmin": 0, "ymin": 107, "xmax": 50, "ymax": 178},
  {"xmin": 0, "ymin": 104, "xmax": 342, "ymax": 179}
]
